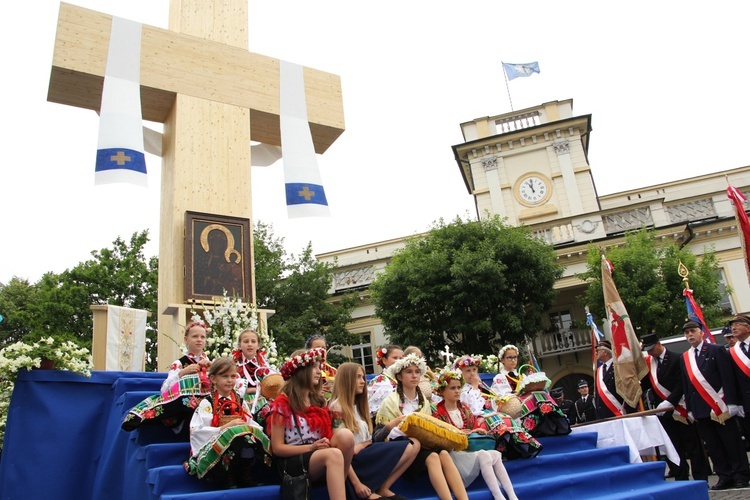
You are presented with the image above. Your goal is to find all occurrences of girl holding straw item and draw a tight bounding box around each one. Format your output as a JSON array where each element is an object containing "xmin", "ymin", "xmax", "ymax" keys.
[{"xmin": 376, "ymin": 354, "xmax": 469, "ymax": 500}]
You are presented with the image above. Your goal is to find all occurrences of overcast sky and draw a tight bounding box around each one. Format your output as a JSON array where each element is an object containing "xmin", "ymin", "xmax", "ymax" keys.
[{"xmin": 3, "ymin": 1, "xmax": 749, "ymax": 284}]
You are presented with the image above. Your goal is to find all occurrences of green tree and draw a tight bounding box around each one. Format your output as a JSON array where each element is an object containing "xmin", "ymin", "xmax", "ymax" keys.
[
  {"xmin": 0, "ymin": 232, "xmax": 159, "ymax": 368},
  {"xmin": 579, "ymin": 228, "xmax": 725, "ymax": 338},
  {"xmin": 0, "ymin": 277, "xmax": 37, "ymax": 345},
  {"xmin": 369, "ymin": 216, "xmax": 564, "ymax": 363},
  {"xmin": 253, "ymin": 222, "xmax": 358, "ymax": 360}
]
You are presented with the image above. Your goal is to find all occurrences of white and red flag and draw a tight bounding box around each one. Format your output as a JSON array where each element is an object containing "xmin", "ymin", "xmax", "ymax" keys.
[{"xmin": 601, "ymin": 255, "xmax": 648, "ymax": 408}]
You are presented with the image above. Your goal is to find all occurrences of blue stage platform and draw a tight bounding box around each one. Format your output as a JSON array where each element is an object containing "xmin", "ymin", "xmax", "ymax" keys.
[{"xmin": 0, "ymin": 370, "xmax": 709, "ymax": 500}]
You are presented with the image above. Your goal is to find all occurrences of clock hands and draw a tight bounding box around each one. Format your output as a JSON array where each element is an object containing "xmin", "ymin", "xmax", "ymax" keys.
[{"xmin": 527, "ymin": 179, "xmax": 536, "ymax": 193}]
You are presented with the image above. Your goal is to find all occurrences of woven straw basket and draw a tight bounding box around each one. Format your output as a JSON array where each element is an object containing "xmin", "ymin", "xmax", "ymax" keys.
[
  {"xmin": 260, "ymin": 373, "xmax": 284, "ymax": 400},
  {"xmin": 496, "ymin": 394, "xmax": 523, "ymax": 419}
]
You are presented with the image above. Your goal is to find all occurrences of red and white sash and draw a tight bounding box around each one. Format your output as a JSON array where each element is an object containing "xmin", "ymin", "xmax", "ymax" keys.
[
  {"xmin": 645, "ymin": 355, "xmax": 689, "ymax": 423},
  {"xmin": 596, "ymin": 364, "xmax": 625, "ymax": 416},
  {"xmin": 729, "ymin": 343, "xmax": 750, "ymax": 378},
  {"xmin": 682, "ymin": 350, "xmax": 729, "ymax": 424}
]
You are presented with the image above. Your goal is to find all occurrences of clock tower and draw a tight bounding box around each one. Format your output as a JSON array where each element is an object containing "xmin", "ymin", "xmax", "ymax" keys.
[{"xmin": 452, "ymin": 100, "xmax": 601, "ymax": 231}]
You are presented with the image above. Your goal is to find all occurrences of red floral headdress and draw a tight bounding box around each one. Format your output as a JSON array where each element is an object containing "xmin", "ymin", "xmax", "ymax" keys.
[
  {"xmin": 453, "ymin": 356, "xmax": 481, "ymax": 370},
  {"xmin": 376, "ymin": 347, "xmax": 389, "ymax": 368},
  {"xmin": 280, "ymin": 347, "xmax": 326, "ymax": 380},
  {"xmin": 185, "ymin": 320, "xmax": 207, "ymax": 335}
]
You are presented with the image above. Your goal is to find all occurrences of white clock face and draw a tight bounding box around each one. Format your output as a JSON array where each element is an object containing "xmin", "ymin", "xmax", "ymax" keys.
[{"xmin": 518, "ymin": 176, "xmax": 548, "ymax": 204}]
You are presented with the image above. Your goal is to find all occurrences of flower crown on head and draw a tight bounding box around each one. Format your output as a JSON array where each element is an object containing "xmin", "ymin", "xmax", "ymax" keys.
[
  {"xmin": 453, "ymin": 356, "xmax": 481, "ymax": 370},
  {"xmin": 280, "ymin": 347, "xmax": 326, "ymax": 381},
  {"xmin": 185, "ymin": 320, "xmax": 207, "ymax": 335},
  {"xmin": 498, "ymin": 344, "xmax": 519, "ymax": 360},
  {"xmin": 376, "ymin": 346, "xmax": 389, "ymax": 367},
  {"xmin": 436, "ymin": 368, "xmax": 463, "ymax": 391},
  {"xmin": 305, "ymin": 334, "xmax": 327, "ymax": 349},
  {"xmin": 386, "ymin": 353, "xmax": 427, "ymax": 380}
]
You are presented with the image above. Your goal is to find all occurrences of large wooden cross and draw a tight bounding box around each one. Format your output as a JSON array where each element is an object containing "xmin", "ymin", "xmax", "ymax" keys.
[{"xmin": 48, "ymin": 1, "xmax": 345, "ymax": 370}]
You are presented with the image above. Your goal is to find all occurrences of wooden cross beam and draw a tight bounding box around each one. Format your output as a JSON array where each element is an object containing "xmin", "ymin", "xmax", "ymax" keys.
[
  {"xmin": 48, "ymin": 2, "xmax": 344, "ymax": 152},
  {"xmin": 48, "ymin": 2, "xmax": 345, "ymax": 370}
]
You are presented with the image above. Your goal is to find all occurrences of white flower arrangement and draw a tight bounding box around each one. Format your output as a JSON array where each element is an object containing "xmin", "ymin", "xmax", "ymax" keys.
[
  {"xmin": 0, "ymin": 336, "xmax": 93, "ymax": 447},
  {"xmin": 191, "ymin": 292, "xmax": 278, "ymax": 367}
]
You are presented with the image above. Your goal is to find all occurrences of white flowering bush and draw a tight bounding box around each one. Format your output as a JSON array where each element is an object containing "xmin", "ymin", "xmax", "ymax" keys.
[
  {"xmin": 191, "ymin": 293, "xmax": 279, "ymax": 368},
  {"xmin": 0, "ymin": 336, "xmax": 93, "ymax": 447}
]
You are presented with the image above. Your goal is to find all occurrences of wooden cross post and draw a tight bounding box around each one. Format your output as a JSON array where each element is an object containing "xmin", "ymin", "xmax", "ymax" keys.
[{"xmin": 48, "ymin": 1, "xmax": 345, "ymax": 370}]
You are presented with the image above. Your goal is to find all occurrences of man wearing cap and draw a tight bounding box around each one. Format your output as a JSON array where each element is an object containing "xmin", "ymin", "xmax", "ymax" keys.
[
  {"xmin": 723, "ymin": 325, "xmax": 737, "ymax": 350},
  {"xmin": 550, "ymin": 387, "xmax": 575, "ymax": 423},
  {"xmin": 640, "ymin": 332, "xmax": 708, "ymax": 481},
  {"xmin": 680, "ymin": 320, "xmax": 750, "ymax": 490},
  {"xmin": 594, "ymin": 339, "xmax": 635, "ymax": 420},
  {"xmin": 728, "ymin": 314, "xmax": 750, "ymax": 451},
  {"xmin": 573, "ymin": 380, "xmax": 596, "ymax": 424}
]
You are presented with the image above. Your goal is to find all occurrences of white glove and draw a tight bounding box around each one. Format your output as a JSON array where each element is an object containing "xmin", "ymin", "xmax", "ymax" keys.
[
  {"xmin": 739, "ymin": 406, "xmax": 747, "ymax": 418},
  {"xmin": 655, "ymin": 400, "xmax": 673, "ymax": 417},
  {"xmin": 728, "ymin": 405, "xmax": 742, "ymax": 418},
  {"xmin": 688, "ymin": 411, "xmax": 694, "ymax": 421}
]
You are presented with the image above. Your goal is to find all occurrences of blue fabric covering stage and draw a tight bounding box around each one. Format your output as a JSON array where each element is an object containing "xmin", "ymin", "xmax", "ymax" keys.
[{"xmin": 0, "ymin": 370, "xmax": 709, "ymax": 500}]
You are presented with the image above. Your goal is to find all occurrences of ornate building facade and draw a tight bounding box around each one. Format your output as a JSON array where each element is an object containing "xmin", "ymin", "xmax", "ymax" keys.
[{"xmin": 317, "ymin": 99, "xmax": 750, "ymax": 392}]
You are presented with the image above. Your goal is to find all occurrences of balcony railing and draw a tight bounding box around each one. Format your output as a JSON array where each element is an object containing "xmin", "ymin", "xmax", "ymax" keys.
[{"xmin": 533, "ymin": 329, "xmax": 592, "ymax": 358}]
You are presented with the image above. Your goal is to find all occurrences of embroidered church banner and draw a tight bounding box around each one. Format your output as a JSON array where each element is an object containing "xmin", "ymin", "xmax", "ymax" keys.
[{"xmin": 105, "ymin": 305, "xmax": 147, "ymax": 371}]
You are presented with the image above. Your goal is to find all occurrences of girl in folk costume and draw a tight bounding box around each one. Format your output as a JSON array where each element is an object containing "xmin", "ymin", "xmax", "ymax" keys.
[
  {"xmin": 183, "ymin": 358, "xmax": 271, "ymax": 488},
  {"xmin": 376, "ymin": 354, "xmax": 469, "ymax": 500},
  {"xmin": 492, "ymin": 345, "xmax": 569, "ymax": 438},
  {"xmin": 121, "ymin": 321, "xmax": 212, "ymax": 432},
  {"xmin": 433, "ymin": 370, "xmax": 519, "ymax": 500},
  {"xmin": 268, "ymin": 348, "xmax": 355, "ymax": 500},
  {"xmin": 403, "ymin": 345, "xmax": 441, "ymax": 402},
  {"xmin": 233, "ymin": 328, "xmax": 278, "ymax": 429},
  {"xmin": 457, "ymin": 355, "xmax": 542, "ymax": 460},
  {"xmin": 306, "ymin": 334, "xmax": 337, "ymax": 397},
  {"xmin": 368, "ymin": 345, "xmax": 404, "ymax": 417},
  {"xmin": 330, "ymin": 362, "xmax": 418, "ymax": 500},
  {"xmin": 234, "ymin": 329, "xmax": 273, "ymax": 398}
]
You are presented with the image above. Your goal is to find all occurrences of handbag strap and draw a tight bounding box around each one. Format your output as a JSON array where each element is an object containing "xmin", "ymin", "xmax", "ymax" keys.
[{"xmin": 283, "ymin": 411, "xmax": 308, "ymax": 474}]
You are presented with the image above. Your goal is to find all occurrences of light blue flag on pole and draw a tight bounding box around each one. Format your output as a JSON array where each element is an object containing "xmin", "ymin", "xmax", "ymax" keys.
[
  {"xmin": 95, "ymin": 17, "xmax": 147, "ymax": 186},
  {"xmin": 502, "ymin": 61, "xmax": 540, "ymax": 81},
  {"xmin": 279, "ymin": 60, "xmax": 331, "ymax": 218}
]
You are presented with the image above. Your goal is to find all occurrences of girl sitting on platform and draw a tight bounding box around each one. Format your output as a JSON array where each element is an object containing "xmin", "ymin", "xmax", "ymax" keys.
[
  {"xmin": 305, "ymin": 334, "xmax": 337, "ymax": 397},
  {"xmin": 433, "ymin": 369, "xmax": 519, "ymax": 500},
  {"xmin": 233, "ymin": 328, "xmax": 278, "ymax": 428},
  {"xmin": 162, "ymin": 321, "xmax": 212, "ymax": 391},
  {"xmin": 403, "ymin": 345, "xmax": 440, "ymax": 402},
  {"xmin": 368, "ymin": 344, "xmax": 404, "ymax": 417},
  {"xmin": 183, "ymin": 357, "xmax": 271, "ymax": 488},
  {"xmin": 376, "ymin": 354, "xmax": 469, "ymax": 500},
  {"xmin": 456, "ymin": 355, "xmax": 542, "ymax": 460},
  {"xmin": 268, "ymin": 348, "xmax": 354, "ymax": 500},
  {"xmin": 121, "ymin": 321, "xmax": 212, "ymax": 432},
  {"xmin": 492, "ymin": 344, "xmax": 569, "ymax": 438},
  {"xmin": 330, "ymin": 362, "xmax": 418, "ymax": 500}
]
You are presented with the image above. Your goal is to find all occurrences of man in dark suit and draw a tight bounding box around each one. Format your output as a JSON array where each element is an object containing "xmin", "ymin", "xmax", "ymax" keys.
[
  {"xmin": 728, "ymin": 314, "xmax": 750, "ymax": 451},
  {"xmin": 550, "ymin": 387, "xmax": 575, "ymax": 423},
  {"xmin": 573, "ymin": 379, "xmax": 596, "ymax": 424},
  {"xmin": 594, "ymin": 340, "xmax": 635, "ymax": 420},
  {"xmin": 640, "ymin": 333, "xmax": 708, "ymax": 481},
  {"xmin": 680, "ymin": 320, "xmax": 750, "ymax": 490}
]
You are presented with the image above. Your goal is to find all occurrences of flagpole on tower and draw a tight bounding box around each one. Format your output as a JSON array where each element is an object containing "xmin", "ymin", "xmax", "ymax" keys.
[{"xmin": 502, "ymin": 66, "xmax": 514, "ymax": 112}]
